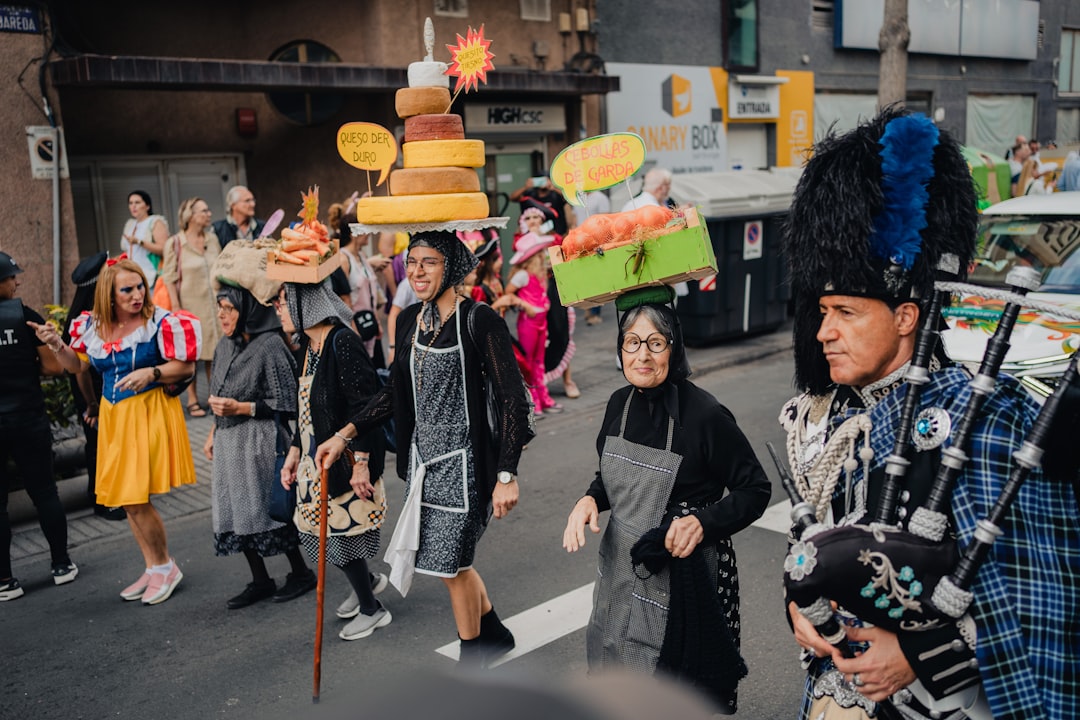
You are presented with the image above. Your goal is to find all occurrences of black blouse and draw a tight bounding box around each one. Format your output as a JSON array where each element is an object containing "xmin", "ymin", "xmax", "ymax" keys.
[
  {"xmin": 291, "ymin": 324, "xmax": 385, "ymax": 498},
  {"xmin": 349, "ymin": 298, "xmax": 531, "ymax": 511},
  {"xmin": 586, "ymin": 382, "xmax": 772, "ymax": 543}
]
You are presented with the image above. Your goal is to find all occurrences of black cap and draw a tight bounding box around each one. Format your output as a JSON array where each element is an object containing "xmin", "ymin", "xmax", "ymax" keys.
[
  {"xmin": 0, "ymin": 252, "xmax": 24, "ymax": 281},
  {"xmin": 783, "ymin": 107, "xmax": 979, "ymax": 394},
  {"xmin": 473, "ymin": 236, "xmax": 500, "ymax": 260},
  {"xmin": 71, "ymin": 252, "xmax": 108, "ymax": 287}
]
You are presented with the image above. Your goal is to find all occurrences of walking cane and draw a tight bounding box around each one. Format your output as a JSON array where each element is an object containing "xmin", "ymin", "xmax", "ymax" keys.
[{"xmin": 313, "ymin": 464, "xmax": 328, "ymax": 703}]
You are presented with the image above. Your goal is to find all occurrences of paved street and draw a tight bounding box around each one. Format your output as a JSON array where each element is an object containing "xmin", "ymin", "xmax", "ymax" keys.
[{"xmin": 6, "ymin": 314, "xmax": 807, "ymax": 719}]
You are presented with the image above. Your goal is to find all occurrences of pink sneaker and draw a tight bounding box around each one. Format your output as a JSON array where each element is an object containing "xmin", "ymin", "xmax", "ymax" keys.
[
  {"xmin": 142, "ymin": 562, "xmax": 183, "ymax": 605},
  {"xmin": 120, "ymin": 571, "xmax": 152, "ymax": 601}
]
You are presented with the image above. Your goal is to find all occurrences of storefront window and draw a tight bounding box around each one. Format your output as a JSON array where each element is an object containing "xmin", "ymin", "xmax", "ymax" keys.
[
  {"xmin": 267, "ymin": 40, "xmax": 344, "ymax": 126},
  {"xmin": 725, "ymin": 0, "xmax": 758, "ymax": 71},
  {"xmin": 1060, "ymin": 29, "xmax": 1079, "ymax": 95}
]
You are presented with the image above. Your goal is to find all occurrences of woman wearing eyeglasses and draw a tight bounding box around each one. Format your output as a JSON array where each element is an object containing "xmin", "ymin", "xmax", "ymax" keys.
[{"xmin": 561, "ymin": 286, "xmax": 771, "ymax": 713}]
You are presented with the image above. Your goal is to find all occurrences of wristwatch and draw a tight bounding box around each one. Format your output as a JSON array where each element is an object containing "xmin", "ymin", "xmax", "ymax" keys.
[
  {"xmin": 497, "ymin": 471, "xmax": 516, "ymax": 485},
  {"xmin": 151, "ymin": 366, "xmax": 162, "ymax": 381}
]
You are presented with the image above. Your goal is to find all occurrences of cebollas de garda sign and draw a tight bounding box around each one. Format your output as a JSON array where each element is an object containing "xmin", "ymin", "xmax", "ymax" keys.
[{"xmin": 549, "ymin": 133, "xmax": 646, "ymax": 207}]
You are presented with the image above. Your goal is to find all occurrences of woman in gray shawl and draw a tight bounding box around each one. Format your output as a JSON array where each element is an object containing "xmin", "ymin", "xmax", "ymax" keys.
[
  {"xmin": 277, "ymin": 279, "xmax": 391, "ymax": 641},
  {"xmin": 203, "ymin": 284, "xmax": 316, "ymax": 609}
]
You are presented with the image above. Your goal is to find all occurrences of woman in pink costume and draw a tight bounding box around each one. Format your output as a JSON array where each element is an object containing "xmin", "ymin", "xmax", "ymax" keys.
[{"xmin": 504, "ymin": 233, "xmax": 560, "ymax": 415}]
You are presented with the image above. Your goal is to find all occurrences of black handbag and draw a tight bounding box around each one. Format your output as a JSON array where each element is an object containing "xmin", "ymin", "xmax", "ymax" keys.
[
  {"xmin": 163, "ymin": 373, "xmax": 195, "ymax": 398},
  {"xmin": 466, "ymin": 303, "xmax": 536, "ymax": 446},
  {"xmin": 268, "ymin": 412, "xmax": 296, "ymax": 523},
  {"xmin": 352, "ymin": 309, "xmax": 379, "ymax": 342}
]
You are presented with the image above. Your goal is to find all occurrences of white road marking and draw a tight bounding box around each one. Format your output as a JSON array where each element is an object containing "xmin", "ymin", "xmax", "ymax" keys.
[
  {"xmin": 434, "ymin": 502, "xmax": 793, "ymax": 665},
  {"xmin": 752, "ymin": 500, "xmax": 793, "ymax": 535},
  {"xmin": 435, "ymin": 582, "xmax": 595, "ymax": 666}
]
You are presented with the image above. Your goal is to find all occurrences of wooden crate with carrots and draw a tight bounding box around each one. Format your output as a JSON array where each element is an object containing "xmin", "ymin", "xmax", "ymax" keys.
[{"xmin": 549, "ymin": 205, "xmax": 717, "ymax": 308}]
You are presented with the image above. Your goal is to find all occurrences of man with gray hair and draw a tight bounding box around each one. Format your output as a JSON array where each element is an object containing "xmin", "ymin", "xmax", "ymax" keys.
[
  {"xmin": 620, "ymin": 167, "xmax": 673, "ymax": 212},
  {"xmin": 212, "ymin": 185, "xmax": 265, "ymax": 246}
]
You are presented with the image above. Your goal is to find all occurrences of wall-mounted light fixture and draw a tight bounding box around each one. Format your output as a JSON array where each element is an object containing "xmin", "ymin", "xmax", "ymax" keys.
[{"xmin": 236, "ymin": 108, "xmax": 257, "ymax": 137}]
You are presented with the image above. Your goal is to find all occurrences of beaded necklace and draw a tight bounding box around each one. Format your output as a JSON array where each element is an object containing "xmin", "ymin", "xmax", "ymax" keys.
[{"xmin": 413, "ymin": 297, "xmax": 460, "ymax": 394}]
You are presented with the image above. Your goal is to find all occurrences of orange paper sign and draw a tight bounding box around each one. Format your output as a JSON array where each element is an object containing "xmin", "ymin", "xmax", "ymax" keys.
[
  {"xmin": 549, "ymin": 133, "xmax": 647, "ymax": 206},
  {"xmin": 336, "ymin": 122, "xmax": 398, "ymax": 185},
  {"xmin": 445, "ymin": 25, "xmax": 495, "ymax": 95}
]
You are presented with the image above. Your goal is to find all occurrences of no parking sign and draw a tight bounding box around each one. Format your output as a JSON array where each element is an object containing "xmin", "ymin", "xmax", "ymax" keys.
[{"xmin": 743, "ymin": 220, "xmax": 762, "ymax": 260}]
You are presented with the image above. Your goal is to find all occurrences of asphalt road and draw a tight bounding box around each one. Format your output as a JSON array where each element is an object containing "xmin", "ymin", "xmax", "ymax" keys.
[{"xmin": 5, "ymin": 333, "xmax": 807, "ymax": 720}]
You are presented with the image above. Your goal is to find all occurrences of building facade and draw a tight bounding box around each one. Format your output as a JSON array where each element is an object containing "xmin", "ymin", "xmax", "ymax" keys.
[
  {"xmin": 2, "ymin": 1, "xmax": 1077, "ymax": 310},
  {"xmin": 1, "ymin": 0, "xmax": 615, "ymax": 310},
  {"xmin": 598, "ymin": 0, "xmax": 1080, "ymax": 167}
]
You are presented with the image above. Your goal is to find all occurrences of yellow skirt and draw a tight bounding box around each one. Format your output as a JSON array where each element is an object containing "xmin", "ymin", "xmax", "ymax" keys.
[{"xmin": 95, "ymin": 387, "xmax": 196, "ymax": 507}]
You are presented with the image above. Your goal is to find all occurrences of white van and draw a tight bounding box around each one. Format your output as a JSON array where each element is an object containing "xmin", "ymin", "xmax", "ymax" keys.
[{"xmin": 941, "ymin": 192, "xmax": 1080, "ymax": 399}]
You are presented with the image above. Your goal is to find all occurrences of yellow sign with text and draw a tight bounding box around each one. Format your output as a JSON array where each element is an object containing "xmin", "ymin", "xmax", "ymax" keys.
[
  {"xmin": 776, "ymin": 71, "xmax": 814, "ymax": 168},
  {"xmin": 336, "ymin": 122, "xmax": 398, "ymax": 185},
  {"xmin": 550, "ymin": 132, "xmax": 646, "ymax": 207}
]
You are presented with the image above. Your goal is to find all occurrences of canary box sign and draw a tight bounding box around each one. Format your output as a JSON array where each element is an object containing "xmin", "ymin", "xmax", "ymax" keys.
[
  {"xmin": 606, "ymin": 63, "xmax": 727, "ymax": 175},
  {"xmin": 549, "ymin": 133, "xmax": 647, "ymax": 207}
]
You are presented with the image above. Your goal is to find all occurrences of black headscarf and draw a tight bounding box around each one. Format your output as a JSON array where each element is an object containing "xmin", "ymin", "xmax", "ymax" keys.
[
  {"xmin": 408, "ymin": 230, "xmax": 479, "ymax": 336},
  {"xmin": 616, "ymin": 301, "xmax": 691, "ymax": 385},
  {"xmin": 283, "ymin": 278, "xmax": 354, "ymax": 332},
  {"xmin": 216, "ymin": 284, "xmax": 281, "ymax": 342},
  {"xmin": 616, "ymin": 292, "xmax": 691, "ymax": 430}
]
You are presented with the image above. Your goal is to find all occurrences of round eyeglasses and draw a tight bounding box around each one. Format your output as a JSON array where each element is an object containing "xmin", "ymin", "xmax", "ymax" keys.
[{"xmin": 621, "ymin": 332, "xmax": 671, "ymax": 354}]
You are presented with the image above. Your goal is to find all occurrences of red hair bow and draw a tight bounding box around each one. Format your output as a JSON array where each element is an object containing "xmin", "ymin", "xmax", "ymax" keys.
[{"xmin": 105, "ymin": 253, "xmax": 129, "ymax": 267}]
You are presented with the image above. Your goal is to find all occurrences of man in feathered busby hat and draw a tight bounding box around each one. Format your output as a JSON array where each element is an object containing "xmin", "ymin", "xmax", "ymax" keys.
[{"xmin": 778, "ymin": 107, "xmax": 1080, "ymax": 720}]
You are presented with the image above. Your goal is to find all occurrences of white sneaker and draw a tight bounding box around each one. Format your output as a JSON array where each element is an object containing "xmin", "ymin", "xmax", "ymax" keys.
[
  {"xmin": 371, "ymin": 572, "xmax": 389, "ymax": 595},
  {"xmin": 336, "ymin": 590, "xmax": 360, "ymax": 619},
  {"xmin": 339, "ymin": 606, "xmax": 392, "ymax": 640},
  {"xmin": 52, "ymin": 562, "xmax": 79, "ymax": 586},
  {"xmin": 0, "ymin": 578, "xmax": 24, "ymax": 601}
]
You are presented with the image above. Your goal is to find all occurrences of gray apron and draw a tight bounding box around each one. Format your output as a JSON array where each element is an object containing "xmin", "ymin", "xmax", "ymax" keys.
[
  {"xmin": 384, "ymin": 301, "xmax": 483, "ymax": 596},
  {"xmin": 586, "ymin": 391, "xmax": 684, "ymax": 673}
]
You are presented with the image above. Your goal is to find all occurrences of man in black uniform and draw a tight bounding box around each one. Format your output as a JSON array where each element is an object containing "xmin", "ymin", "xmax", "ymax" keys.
[{"xmin": 0, "ymin": 252, "xmax": 77, "ymax": 601}]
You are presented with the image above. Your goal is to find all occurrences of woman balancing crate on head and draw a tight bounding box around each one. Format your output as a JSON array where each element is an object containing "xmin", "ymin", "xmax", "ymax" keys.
[{"xmin": 562, "ymin": 286, "xmax": 770, "ymax": 712}]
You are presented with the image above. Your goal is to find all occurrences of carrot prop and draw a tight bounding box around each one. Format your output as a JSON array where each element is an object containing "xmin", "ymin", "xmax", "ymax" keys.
[{"xmin": 313, "ymin": 464, "xmax": 329, "ymax": 703}]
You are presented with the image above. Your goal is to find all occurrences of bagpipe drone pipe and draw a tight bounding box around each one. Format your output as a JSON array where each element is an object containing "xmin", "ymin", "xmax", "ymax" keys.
[{"xmin": 777, "ymin": 262, "xmax": 1080, "ymax": 642}]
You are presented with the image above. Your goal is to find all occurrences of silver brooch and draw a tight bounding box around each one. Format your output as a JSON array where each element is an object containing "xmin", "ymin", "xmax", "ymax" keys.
[{"xmin": 911, "ymin": 407, "xmax": 951, "ymax": 451}]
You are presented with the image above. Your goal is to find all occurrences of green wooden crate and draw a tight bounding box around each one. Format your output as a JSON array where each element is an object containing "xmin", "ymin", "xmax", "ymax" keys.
[{"xmin": 549, "ymin": 207, "xmax": 718, "ymax": 308}]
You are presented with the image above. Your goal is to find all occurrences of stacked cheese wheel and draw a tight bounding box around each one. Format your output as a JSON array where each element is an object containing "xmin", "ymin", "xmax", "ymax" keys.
[{"xmin": 356, "ymin": 60, "xmax": 489, "ymax": 224}]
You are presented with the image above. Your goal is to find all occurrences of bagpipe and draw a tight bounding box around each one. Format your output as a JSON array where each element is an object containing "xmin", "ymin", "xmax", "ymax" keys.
[{"xmin": 774, "ymin": 261, "xmax": 1080, "ymax": 717}]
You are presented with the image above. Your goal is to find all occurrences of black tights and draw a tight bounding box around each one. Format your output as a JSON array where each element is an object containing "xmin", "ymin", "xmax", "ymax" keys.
[
  {"xmin": 242, "ymin": 547, "xmax": 309, "ymax": 584},
  {"xmin": 341, "ymin": 558, "xmax": 380, "ymax": 615}
]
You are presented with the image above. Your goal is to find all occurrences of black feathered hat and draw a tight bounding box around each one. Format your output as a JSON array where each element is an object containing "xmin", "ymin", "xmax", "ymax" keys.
[{"xmin": 783, "ymin": 107, "xmax": 978, "ymax": 394}]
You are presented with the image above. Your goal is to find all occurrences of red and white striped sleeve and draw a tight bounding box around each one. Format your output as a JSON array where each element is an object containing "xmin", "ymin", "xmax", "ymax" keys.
[
  {"xmin": 67, "ymin": 311, "xmax": 92, "ymax": 354},
  {"xmin": 157, "ymin": 310, "xmax": 202, "ymax": 362}
]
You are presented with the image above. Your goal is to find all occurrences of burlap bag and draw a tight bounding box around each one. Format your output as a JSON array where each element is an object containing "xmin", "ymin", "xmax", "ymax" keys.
[{"xmin": 210, "ymin": 239, "xmax": 282, "ymax": 305}]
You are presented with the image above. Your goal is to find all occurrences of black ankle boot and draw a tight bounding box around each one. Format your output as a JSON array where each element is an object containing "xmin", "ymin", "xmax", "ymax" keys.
[
  {"xmin": 458, "ymin": 635, "xmax": 485, "ymax": 669},
  {"xmin": 478, "ymin": 608, "xmax": 515, "ymax": 663}
]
